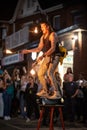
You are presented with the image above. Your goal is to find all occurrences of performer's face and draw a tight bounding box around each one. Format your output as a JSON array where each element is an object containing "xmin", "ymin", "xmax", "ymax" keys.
[{"xmin": 40, "ymin": 23, "xmax": 49, "ymax": 34}]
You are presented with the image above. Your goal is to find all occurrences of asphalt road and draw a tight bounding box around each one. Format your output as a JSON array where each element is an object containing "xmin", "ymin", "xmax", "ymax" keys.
[{"xmin": 0, "ymin": 117, "xmax": 87, "ymax": 130}]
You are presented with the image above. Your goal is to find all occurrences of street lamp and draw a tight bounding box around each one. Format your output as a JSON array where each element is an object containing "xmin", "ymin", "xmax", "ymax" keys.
[{"xmin": 5, "ymin": 49, "xmax": 13, "ymax": 54}]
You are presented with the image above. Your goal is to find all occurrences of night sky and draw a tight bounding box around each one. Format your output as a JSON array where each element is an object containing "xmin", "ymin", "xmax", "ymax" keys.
[
  {"xmin": 0, "ymin": 0, "xmax": 18, "ymax": 20},
  {"xmin": 0, "ymin": 0, "xmax": 86, "ymax": 21}
]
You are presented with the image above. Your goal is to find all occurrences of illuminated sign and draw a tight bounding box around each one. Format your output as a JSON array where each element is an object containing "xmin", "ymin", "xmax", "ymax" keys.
[{"xmin": 1, "ymin": 53, "xmax": 24, "ymax": 66}]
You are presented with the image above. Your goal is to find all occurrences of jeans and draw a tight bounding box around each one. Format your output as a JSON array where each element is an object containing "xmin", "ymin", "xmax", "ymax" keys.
[
  {"xmin": 20, "ymin": 92, "xmax": 26, "ymax": 117},
  {"xmin": 0, "ymin": 93, "xmax": 4, "ymax": 117},
  {"xmin": 3, "ymin": 90, "xmax": 13, "ymax": 117},
  {"xmin": 38, "ymin": 55, "xmax": 60, "ymax": 93}
]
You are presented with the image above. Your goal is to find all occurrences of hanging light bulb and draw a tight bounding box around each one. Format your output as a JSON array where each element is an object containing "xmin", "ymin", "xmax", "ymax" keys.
[
  {"xmin": 34, "ymin": 27, "xmax": 38, "ymax": 34},
  {"xmin": 5, "ymin": 49, "xmax": 13, "ymax": 54}
]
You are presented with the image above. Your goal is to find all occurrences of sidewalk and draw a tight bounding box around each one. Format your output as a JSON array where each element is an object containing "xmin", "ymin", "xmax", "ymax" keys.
[{"xmin": 0, "ymin": 117, "xmax": 87, "ymax": 130}]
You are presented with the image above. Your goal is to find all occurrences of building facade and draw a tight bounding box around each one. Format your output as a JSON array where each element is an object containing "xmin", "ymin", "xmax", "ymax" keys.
[{"xmin": 0, "ymin": 0, "xmax": 87, "ymax": 80}]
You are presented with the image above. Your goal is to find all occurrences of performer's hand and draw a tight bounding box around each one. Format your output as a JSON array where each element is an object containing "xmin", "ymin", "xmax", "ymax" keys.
[
  {"xmin": 32, "ymin": 55, "xmax": 44, "ymax": 68},
  {"xmin": 21, "ymin": 49, "xmax": 30, "ymax": 54},
  {"xmin": 32, "ymin": 61, "xmax": 37, "ymax": 68},
  {"xmin": 37, "ymin": 55, "xmax": 44, "ymax": 61}
]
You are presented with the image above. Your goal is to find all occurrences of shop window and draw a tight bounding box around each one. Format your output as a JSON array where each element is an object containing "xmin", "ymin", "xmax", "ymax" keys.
[
  {"xmin": 53, "ymin": 15, "xmax": 60, "ymax": 31},
  {"xmin": 71, "ymin": 9, "xmax": 86, "ymax": 26},
  {"xmin": 73, "ymin": 14, "xmax": 86, "ymax": 25}
]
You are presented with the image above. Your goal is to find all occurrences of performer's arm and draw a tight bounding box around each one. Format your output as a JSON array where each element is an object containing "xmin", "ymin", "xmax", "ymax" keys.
[{"xmin": 22, "ymin": 36, "xmax": 44, "ymax": 54}]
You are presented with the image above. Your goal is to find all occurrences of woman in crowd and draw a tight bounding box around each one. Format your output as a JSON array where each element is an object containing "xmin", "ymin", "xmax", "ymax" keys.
[
  {"xmin": 19, "ymin": 74, "xmax": 28, "ymax": 118},
  {"xmin": 63, "ymin": 67, "xmax": 73, "ymax": 82},
  {"xmin": 3, "ymin": 69, "xmax": 14, "ymax": 120}
]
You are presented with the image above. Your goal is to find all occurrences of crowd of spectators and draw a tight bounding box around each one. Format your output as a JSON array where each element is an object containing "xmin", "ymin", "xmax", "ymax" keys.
[{"xmin": 0, "ymin": 65, "xmax": 87, "ymax": 125}]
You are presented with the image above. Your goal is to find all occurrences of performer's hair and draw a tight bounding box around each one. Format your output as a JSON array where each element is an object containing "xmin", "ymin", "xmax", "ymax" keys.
[{"xmin": 40, "ymin": 20, "xmax": 54, "ymax": 32}]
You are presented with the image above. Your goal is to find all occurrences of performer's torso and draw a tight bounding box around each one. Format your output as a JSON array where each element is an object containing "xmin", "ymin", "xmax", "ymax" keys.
[{"xmin": 42, "ymin": 35, "xmax": 51, "ymax": 53}]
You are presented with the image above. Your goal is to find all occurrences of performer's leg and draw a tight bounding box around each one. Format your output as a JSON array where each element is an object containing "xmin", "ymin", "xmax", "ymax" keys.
[
  {"xmin": 37, "ymin": 56, "xmax": 50, "ymax": 97},
  {"xmin": 48, "ymin": 56, "xmax": 61, "ymax": 99}
]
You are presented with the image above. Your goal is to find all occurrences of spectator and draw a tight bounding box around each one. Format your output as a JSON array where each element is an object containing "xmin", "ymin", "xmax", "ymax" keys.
[
  {"xmin": 0, "ymin": 77, "xmax": 4, "ymax": 118},
  {"xmin": 81, "ymin": 80, "xmax": 87, "ymax": 123},
  {"xmin": 63, "ymin": 74, "xmax": 78, "ymax": 122},
  {"xmin": 76, "ymin": 74, "xmax": 84, "ymax": 121},
  {"xmin": 0, "ymin": 65, "xmax": 3, "ymax": 78},
  {"xmin": 63, "ymin": 67, "xmax": 73, "ymax": 82},
  {"xmin": 11, "ymin": 68, "xmax": 21, "ymax": 117},
  {"xmin": 25, "ymin": 76, "xmax": 40, "ymax": 122},
  {"xmin": 3, "ymin": 70, "xmax": 14, "ymax": 120},
  {"xmin": 19, "ymin": 74, "xmax": 28, "ymax": 118}
]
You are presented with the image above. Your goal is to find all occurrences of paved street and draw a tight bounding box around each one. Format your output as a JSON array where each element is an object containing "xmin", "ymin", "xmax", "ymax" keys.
[{"xmin": 0, "ymin": 117, "xmax": 87, "ymax": 130}]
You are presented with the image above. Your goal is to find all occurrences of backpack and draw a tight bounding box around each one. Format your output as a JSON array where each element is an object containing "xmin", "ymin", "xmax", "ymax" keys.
[
  {"xmin": 59, "ymin": 46, "xmax": 68, "ymax": 65},
  {"xmin": 55, "ymin": 42, "xmax": 68, "ymax": 65}
]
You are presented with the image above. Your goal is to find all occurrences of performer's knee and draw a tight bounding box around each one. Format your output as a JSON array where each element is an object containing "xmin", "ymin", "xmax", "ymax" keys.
[{"xmin": 48, "ymin": 70, "xmax": 53, "ymax": 79}]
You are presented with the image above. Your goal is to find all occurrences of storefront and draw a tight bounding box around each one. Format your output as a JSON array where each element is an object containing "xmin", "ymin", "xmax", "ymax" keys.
[
  {"xmin": 57, "ymin": 24, "xmax": 86, "ymax": 80},
  {"xmin": 1, "ymin": 53, "xmax": 25, "ymax": 74}
]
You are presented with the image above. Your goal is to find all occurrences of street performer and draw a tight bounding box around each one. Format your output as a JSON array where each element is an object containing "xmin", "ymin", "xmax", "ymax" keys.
[{"xmin": 22, "ymin": 20, "xmax": 63, "ymax": 99}]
